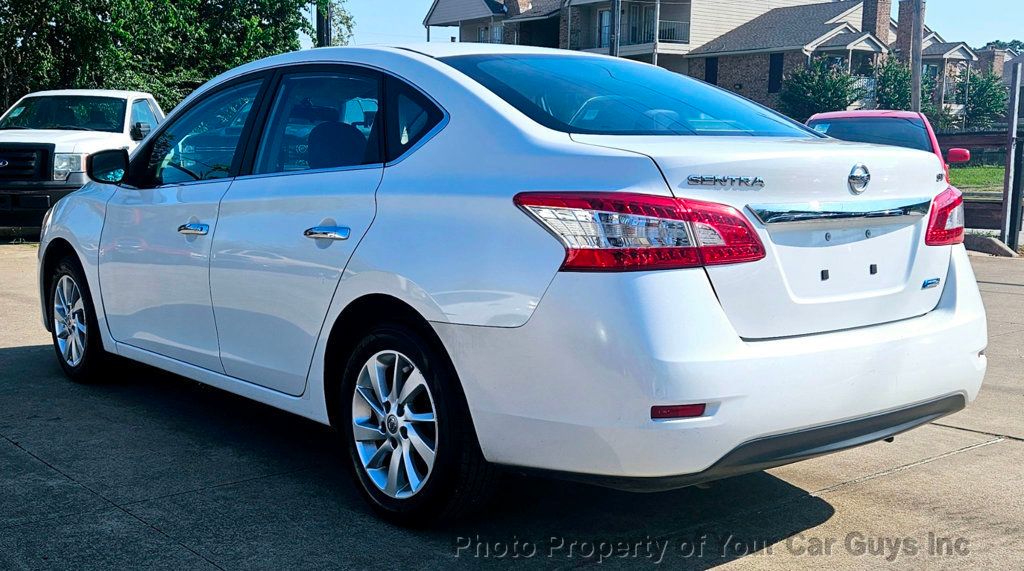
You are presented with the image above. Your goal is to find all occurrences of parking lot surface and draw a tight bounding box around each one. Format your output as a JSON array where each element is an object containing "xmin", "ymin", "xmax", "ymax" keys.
[{"xmin": 1, "ymin": 243, "xmax": 1022, "ymax": 570}]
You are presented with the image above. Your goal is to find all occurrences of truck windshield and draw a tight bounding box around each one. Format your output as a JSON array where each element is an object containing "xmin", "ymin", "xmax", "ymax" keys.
[
  {"xmin": 440, "ymin": 54, "xmax": 815, "ymax": 137},
  {"xmin": 807, "ymin": 117, "xmax": 933, "ymax": 152},
  {"xmin": 0, "ymin": 95, "xmax": 127, "ymax": 133}
]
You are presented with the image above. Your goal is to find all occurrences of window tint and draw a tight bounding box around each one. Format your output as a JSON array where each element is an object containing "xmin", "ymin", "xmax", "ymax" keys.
[
  {"xmin": 807, "ymin": 118, "xmax": 933, "ymax": 153},
  {"xmin": 385, "ymin": 77, "xmax": 443, "ymax": 162},
  {"xmin": 145, "ymin": 80, "xmax": 260, "ymax": 185},
  {"xmin": 442, "ymin": 54, "xmax": 812, "ymax": 137},
  {"xmin": 131, "ymin": 99, "xmax": 159, "ymax": 128},
  {"xmin": 254, "ymin": 71, "xmax": 381, "ymax": 174}
]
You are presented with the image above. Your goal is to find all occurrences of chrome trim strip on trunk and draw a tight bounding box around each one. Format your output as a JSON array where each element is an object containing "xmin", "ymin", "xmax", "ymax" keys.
[{"xmin": 747, "ymin": 198, "xmax": 932, "ymax": 225}]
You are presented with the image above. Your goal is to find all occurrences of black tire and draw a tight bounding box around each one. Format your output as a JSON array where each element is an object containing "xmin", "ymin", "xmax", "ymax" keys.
[
  {"xmin": 48, "ymin": 256, "xmax": 108, "ymax": 383},
  {"xmin": 338, "ymin": 322, "xmax": 496, "ymax": 525}
]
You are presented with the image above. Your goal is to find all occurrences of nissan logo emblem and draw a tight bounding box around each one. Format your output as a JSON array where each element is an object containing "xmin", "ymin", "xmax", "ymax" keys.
[
  {"xmin": 848, "ymin": 164, "xmax": 870, "ymax": 194},
  {"xmin": 0, "ymin": 160, "xmax": 8, "ymax": 168}
]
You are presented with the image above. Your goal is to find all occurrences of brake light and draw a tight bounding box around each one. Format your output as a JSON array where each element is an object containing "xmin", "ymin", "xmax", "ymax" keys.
[
  {"xmin": 925, "ymin": 187, "xmax": 964, "ymax": 246},
  {"xmin": 514, "ymin": 192, "xmax": 765, "ymax": 271}
]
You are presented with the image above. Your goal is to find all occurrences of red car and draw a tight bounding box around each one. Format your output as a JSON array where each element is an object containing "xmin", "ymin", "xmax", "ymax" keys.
[{"xmin": 807, "ymin": 110, "xmax": 970, "ymax": 181}]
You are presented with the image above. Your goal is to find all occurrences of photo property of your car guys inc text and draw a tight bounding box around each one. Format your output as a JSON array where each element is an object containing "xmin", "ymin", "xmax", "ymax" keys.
[{"xmin": 1, "ymin": 0, "xmax": 1021, "ymax": 569}]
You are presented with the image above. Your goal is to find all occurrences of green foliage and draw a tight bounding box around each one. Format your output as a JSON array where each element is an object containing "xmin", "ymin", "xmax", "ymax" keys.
[
  {"xmin": 873, "ymin": 57, "xmax": 913, "ymax": 110},
  {"xmin": 778, "ymin": 61, "xmax": 865, "ymax": 122},
  {"xmin": 0, "ymin": 0, "xmax": 353, "ymax": 111},
  {"xmin": 959, "ymin": 71, "xmax": 1010, "ymax": 130},
  {"xmin": 982, "ymin": 39, "xmax": 1024, "ymax": 52}
]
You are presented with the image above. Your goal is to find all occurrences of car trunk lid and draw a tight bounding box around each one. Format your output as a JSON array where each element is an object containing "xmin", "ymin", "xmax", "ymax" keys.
[{"xmin": 572, "ymin": 135, "xmax": 952, "ymax": 339}]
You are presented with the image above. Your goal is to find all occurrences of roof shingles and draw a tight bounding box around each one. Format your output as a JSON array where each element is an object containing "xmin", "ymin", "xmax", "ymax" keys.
[{"xmin": 689, "ymin": 1, "xmax": 863, "ymax": 56}]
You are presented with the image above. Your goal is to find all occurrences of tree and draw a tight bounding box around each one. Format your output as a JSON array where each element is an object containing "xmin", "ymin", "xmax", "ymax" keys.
[
  {"xmin": 778, "ymin": 61, "xmax": 865, "ymax": 122},
  {"xmin": 982, "ymin": 39, "xmax": 1024, "ymax": 52},
  {"xmin": 959, "ymin": 71, "xmax": 1010, "ymax": 130},
  {"xmin": 873, "ymin": 57, "xmax": 913, "ymax": 110},
  {"xmin": 0, "ymin": 0, "xmax": 354, "ymax": 111}
]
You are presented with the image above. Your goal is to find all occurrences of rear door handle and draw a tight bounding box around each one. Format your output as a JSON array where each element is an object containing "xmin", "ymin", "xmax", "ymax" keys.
[
  {"xmin": 177, "ymin": 222, "xmax": 209, "ymax": 236},
  {"xmin": 304, "ymin": 226, "xmax": 351, "ymax": 241}
]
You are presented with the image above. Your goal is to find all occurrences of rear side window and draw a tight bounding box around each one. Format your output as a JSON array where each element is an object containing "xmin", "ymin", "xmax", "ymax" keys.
[
  {"xmin": 808, "ymin": 118, "xmax": 933, "ymax": 152},
  {"xmin": 385, "ymin": 76, "xmax": 444, "ymax": 162},
  {"xmin": 441, "ymin": 54, "xmax": 811, "ymax": 137},
  {"xmin": 255, "ymin": 70, "xmax": 382, "ymax": 174}
]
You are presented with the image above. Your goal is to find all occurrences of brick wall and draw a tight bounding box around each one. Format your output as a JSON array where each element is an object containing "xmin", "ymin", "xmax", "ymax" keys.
[
  {"xmin": 558, "ymin": 6, "xmax": 582, "ymax": 49},
  {"xmin": 895, "ymin": 0, "xmax": 923, "ymax": 62},
  {"xmin": 503, "ymin": 22, "xmax": 519, "ymax": 44},
  {"xmin": 978, "ymin": 49, "xmax": 1011, "ymax": 78},
  {"xmin": 689, "ymin": 52, "xmax": 805, "ymax": 108},
  {"xmin": 861, "ymin": 0, "xmax": 892, "ymax": 47}
]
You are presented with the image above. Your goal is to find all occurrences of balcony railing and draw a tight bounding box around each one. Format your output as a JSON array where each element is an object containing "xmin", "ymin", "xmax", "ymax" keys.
[
  {"xmin": 657, "ymin": 20, "xmax": 689, "ymax": 44},
  {"xmin": 853, "ymin": 76, "xmax": 877, "ymax": 107},
  {"xmin": 571, "ymin": 19, "xmax": 690, "ymax": 50}
]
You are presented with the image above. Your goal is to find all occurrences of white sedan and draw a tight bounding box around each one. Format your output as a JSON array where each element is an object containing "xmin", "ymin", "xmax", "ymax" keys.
[{"xmin": 38, "ymin": 44, "xmax": 986, "ymax": 525}]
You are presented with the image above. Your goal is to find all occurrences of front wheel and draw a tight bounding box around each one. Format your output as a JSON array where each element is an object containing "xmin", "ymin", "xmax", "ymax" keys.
[
  {"xmin": 49, "ymin": 256, "xmax": 108, "ymax": 382},
  {"xmin": 339, "ymin": 323, "xmax": 496, "ymax": 525}
]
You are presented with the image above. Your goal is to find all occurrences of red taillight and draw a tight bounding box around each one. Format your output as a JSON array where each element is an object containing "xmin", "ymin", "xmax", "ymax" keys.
[
  {"xmin": 651, "ymin": 403, "xmax": 707, "ymax": 419},
  {"xmin": 925, "ymin": 187, "xmax": 965, "ymax": 246},
  {"xmin": 514, "ymin": 192, "xmax": 765, "ymax": 271}
]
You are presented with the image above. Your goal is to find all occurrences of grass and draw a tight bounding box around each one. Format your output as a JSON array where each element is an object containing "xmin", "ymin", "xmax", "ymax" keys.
[{"xmin": 950, "ymin": 165, "xmax": 1006, "ymax": 194}]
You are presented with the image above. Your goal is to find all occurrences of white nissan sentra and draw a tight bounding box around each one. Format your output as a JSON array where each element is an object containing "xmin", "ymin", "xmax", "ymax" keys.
[{"xmin": 38, "ymin": 44, "xmax": 986, "ymax": 524}]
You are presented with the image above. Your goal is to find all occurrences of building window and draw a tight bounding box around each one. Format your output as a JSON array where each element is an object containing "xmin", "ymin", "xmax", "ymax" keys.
[
  {"xmin": 598, "ymin": 10, "xmax": 612, "ymax": 48},
  {"xmin": 491, "ymin": 24, "xmax": 504, "ymax": 43},
  {"xmin": 705, "ymin": 57, "xmax": 719, "ymax": 85},
  {"xmin": 478, "ymin": 27, "xmax": 487, "ymax": 43},
  {"xmin": 768, "ymin": 53, "xmax": 784, "ymax": 93}
]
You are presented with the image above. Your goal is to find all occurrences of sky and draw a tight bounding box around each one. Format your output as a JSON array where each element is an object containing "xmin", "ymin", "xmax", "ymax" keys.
[{"xmin": 312, "ymin": 0, "xmax": 1020, "ymax": 50}]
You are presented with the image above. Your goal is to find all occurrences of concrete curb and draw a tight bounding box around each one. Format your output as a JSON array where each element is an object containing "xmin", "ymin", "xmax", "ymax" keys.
[{"xmin": 965, "ymin": 234, "xmax": 1019, "ymax": 257}]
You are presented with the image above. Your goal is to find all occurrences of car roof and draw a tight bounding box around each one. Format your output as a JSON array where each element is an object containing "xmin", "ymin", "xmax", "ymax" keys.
[
  {"xmin": 808, "ymin": 110, "xmax": 924, "ymax": 121},
  {"xmin": 23, "ymin": 89, "xmax": 152, "ymax": 100},
  {"xmin": 217, "ymin": 43, "xmax": 600, "ymax": 78},
  {"xmin": 386, "ymin": 42, "xmax": 586, "ymax": 58}
]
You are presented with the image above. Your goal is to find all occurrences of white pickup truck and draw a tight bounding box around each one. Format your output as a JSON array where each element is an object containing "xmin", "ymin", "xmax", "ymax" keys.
[{"xmin": 0, "ymin": 89, "xmax": 164, "ymax": 235}]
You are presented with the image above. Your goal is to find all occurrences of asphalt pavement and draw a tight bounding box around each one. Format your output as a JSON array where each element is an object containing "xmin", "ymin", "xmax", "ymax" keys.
[{"xmin": 1, "ymin": 243, "xmax": 1021, "ymax": 570}]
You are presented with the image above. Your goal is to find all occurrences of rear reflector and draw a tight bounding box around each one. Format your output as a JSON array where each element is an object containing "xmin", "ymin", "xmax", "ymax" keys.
[
  {"xmin": 514, "ymin": 192, "xmax": 765, "ymax": 271},
  {"xmin": 651, "ymin": 403, "xmax": 707, "ymax": 419},
  {"xmin": 925, "ymin": 187, "xmax": 965, "ymax": 246}
]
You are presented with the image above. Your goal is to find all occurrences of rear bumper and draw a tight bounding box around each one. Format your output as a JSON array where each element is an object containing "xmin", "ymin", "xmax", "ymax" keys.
[
  {"xmin": 525, "ymin": 394, "xmax": 965, "ymax": 492},
  {"xmin": 0, "ymin": 177, "xmax": 84, "ymax": 234},
  {"xmin": 433, "ymin": 246, "xmax": 987, "ymax": 481}
]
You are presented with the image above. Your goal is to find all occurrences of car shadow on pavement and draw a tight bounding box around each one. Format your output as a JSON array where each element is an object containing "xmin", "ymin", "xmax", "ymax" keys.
[{"xmin": 0, "ymin": 345, "xmax": 834, "ymax": 569}]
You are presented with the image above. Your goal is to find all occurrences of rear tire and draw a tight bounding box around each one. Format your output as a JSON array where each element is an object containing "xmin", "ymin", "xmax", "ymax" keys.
[
  {"xmin": 48, "ymin": 256, "xmax": 108, "ymax": 383},
  {"xmin": 338, "ymin": 322, "xmax": 496, "ymax": 525}
]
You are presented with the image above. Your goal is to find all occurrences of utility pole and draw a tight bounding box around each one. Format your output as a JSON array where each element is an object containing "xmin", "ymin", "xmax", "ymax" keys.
[
  {"xmin": 610, "ymin": 0, "xmax": 621, "ymax": 57},
  {"xmin": 910, "ymin": 0, "xmax": 925, "ymax": 112},
  {"xmin": 315, "ymin": 1, "xmax": 332, "ymax": 47},
  {"xmin": 1000, "ymin": 63, "xmax": 1022, "ymax": 248}
]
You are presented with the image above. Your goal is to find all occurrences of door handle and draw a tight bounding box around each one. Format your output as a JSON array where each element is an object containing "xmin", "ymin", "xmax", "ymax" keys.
[
  {"xmin": 304, "ymin": 226, "xmax": 351, "ymax": 241},
  {"xmin": 177, "ymin": 222, "xmax": 209, "ymax": 236}
]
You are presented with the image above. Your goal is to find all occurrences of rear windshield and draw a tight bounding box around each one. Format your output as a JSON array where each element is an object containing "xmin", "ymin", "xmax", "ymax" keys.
[
  {"xmin": 807, "ymin": 117, "xmax": 933, "ymax": 153},
  {"xmin": 440, "ymin": 54, "xmax": 815, "ymax": 137}
]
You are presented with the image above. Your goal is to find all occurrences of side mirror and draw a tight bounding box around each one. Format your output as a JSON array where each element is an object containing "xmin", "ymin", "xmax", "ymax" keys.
[
  {"xmin": 947, "ymin": 148, "xmax": 971, "ymax": 164},
  {"xmin": 130, "ymin": 121, "xmax": 152, "ymax": 141},
  {"xmin": 87, "ymin": 149, "xmax": 129, "ymax": 184}
]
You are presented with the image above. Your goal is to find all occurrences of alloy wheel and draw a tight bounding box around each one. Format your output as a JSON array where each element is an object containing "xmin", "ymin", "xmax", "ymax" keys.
[
  {"xmin": 53, "ymin": 275, "xmax": 87, "ymax": 367},
  {"xmin": 351, "ymin": 350, "xmax": 438, "ymax": 499}
]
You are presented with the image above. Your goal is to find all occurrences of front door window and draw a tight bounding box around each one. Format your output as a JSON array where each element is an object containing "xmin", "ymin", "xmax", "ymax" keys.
[{"xmin": 142, "ymin": 81, "xmax": 260, "ymax": 186}]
